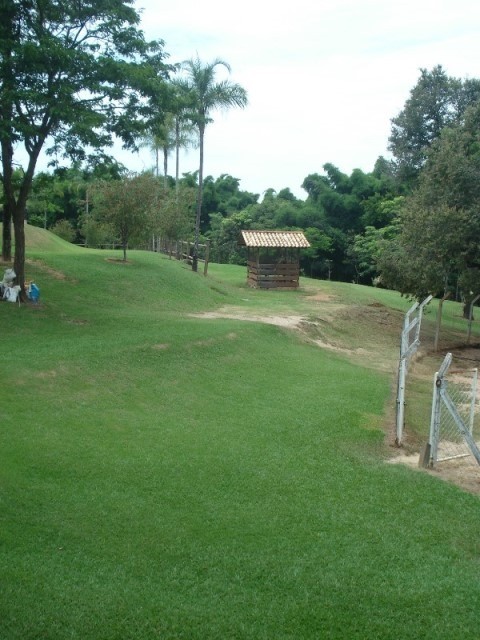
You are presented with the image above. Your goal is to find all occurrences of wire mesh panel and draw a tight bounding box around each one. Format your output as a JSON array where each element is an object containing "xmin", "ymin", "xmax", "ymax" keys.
[
  {"xmin": 428, "ymin": 352, "xmax": 480, "ymax": 468},
  {"xmin": 396, "ymin": 295, "xmax": 432, "ymax": 445},
  {"xmin": 436, "ymin": 369, "xmax": 478, "ymax": 462}
]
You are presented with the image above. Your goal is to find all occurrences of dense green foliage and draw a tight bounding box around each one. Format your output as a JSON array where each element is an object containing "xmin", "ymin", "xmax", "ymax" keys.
[
  {"xmin": 1, "ymin": 7, "xmax": 479, "ymax": 304},
  {"xmin": 0, "ymin": 0, "xmax": 170, "ymax": 288},
  {"xmin": 89, "ymin": 172, "xmax": 195, "ymax": 260},
  {"xmin": 380, "ymin": 101, "xmax": 480, "ymax": 307},
  {"xmin": 388, "ymin": 65, "xmax": 480, "ymax": 187},
  {"xmin": 1, "ymin": 230, "xmax": 480, "ymax": 639}
]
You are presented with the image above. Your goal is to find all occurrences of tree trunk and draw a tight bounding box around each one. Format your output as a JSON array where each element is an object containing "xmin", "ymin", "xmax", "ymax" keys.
[
  {"xmin": 9, "ymin": 139, "xmax": 43, "ymax": 298},
  {"xmin": 0, "ymin": 11, "xmax": 15, "ymax": 263},
  {"xmin": 192, "ymin": 126, "xmax": 204, "ymax": 273},
  {"xmin": 1, "ymin": 139, "xmax": 15, "ymax": 262},
  {"xmin": 175, "ymin": 118, "xmax": 180, "ymax": 194},
  {"xmin": 467, "ymin": 294, "xmax": 480, "ymax": 344},
  {"xmin": 2, "ymin": 203, "xmax": 12, "ymax": 262},
  {"xmin": 13, "ymin": 207, "xmax": 25, "ymax": 292},
  {"xmin": 163, "ymin": 146, "xmax": 168, "ymax": 190},
  {"xmin": 434, "ymin": 293, "xmax": 450, "ymax": 351}
]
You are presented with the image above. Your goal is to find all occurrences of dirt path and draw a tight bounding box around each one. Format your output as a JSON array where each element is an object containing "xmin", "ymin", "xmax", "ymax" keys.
[
  {"xmin": 190, "ymin": 308, "xmax": 365, "ymax": 357},
  {"xmin": 192, "ymin": 303, "xmax": 480, "ymax": 495},
  {"xmin": 191, "ymin": 309, "xmax": 304, "ymax": 328}
]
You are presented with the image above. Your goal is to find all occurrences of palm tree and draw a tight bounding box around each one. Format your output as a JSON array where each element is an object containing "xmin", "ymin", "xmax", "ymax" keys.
[
  {"xmin": 139, "ymin": 113, "xmax": 177, "ymax": 188},
  {"xmin": 179, "ymin": 56, "xmax": 247, "ymax": 271},
  {"xmin": 139, "ymin": 81, "xmax": 198, "ymax": 189},
  {"xmin": 140, "ymin": 131, "xmax": 168, "ymax": 183},
  {"xmin": 168, "ymin": 79, "xmax": 199, "ymax": 190}
]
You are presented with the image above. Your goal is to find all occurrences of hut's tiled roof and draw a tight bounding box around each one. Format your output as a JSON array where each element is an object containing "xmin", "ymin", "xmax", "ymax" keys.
[{"xmin": 239, "ymin": 230, "xmax": 310, "ymax": 248}]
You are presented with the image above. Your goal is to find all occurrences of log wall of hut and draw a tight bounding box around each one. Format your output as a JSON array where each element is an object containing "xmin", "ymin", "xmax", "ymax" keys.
[{"xmin": 247, "ymin": 247, "xmax": 301, "ymax": 289}]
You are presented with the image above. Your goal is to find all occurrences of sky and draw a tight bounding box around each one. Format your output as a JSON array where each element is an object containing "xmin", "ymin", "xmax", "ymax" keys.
[{"xmin": 37, "ymin": 0, "xmax": 480, "ymax": 199}]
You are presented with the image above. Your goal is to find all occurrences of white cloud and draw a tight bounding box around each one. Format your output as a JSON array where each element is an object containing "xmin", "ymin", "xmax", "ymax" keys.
[
  {"xmin": 26, "ymin": 0, "xmax": 480, "ymax": 199},
  {"xmin": 126, "ymin": 0, "xmax": 480, "ymax": 198}
]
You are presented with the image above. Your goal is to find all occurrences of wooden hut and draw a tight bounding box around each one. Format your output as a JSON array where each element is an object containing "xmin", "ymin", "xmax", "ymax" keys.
[{"xmin": 239, "ymin": 230, "xmax": 310, "ymax": 290}]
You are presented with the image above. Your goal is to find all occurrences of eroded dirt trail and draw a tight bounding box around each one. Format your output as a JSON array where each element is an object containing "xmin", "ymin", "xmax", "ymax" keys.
[{"xmin": 190, "ymin": 296, "xmax": 480, "ymax": 495}]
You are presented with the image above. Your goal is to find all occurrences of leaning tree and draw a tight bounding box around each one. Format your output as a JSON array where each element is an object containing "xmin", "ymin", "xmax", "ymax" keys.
[{"xmin": 0, "ymin": 0, "xmax": 171, "ymax": 293}]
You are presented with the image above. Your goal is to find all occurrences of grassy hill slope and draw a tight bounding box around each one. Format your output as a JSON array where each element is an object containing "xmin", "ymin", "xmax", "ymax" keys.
[{"xmin": 1, "ymin": 228, "xmax": 479, "ymax": 639}]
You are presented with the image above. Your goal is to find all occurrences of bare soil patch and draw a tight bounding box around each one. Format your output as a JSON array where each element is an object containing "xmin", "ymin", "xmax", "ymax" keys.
[
  {"xmin": 191, "ymin": 297, "xmax": 404, "ymax": 364},
  {"xmin": 430, "ymin": 456, "xmax": 480, "ymax": 494},
  {"xmin": 26, "ymin": 258, "xmax": 68, "ymax": 280},
  {"xmin": 388, "ymin": 450, "xmax": 480, "ymax": 495},
  {"xmin": 105, "ymin": 258, "xmax": 131, "ymax": 264},
  {"xmin": 191, "ymin": 308, "xmax": 363, "ymax": 356},
  {"xmin": 191, "ymin": 308, "xmax": 304, "ymax": 329},
  {"xmin": 305, "ymin": 291, "xmax": 336, "ymax": 302},
  {"xmin": 64, "ymin": 317, "xmax": 88, "ymax": 325}
]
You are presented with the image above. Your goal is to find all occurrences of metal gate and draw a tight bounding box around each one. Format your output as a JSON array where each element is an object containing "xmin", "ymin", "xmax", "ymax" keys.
[{"xmin": 425, "ymin": 352, "xmax": 480, "ymax": 467}]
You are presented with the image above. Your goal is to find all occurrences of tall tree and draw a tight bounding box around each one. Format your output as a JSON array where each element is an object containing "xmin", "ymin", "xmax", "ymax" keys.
[
  {"xmin": 380, "ymin": 102, "xmax": 480, "ymax": 310},
  {"xmin": 0, "ymin": 0, "xmax": 18, "ymax": 261},
  {"xmin": 388, "ymin": 65, "xmax": 480, "ymax": 187},
  {"xmin": 0, "ymin": 0, "xmax": 170, "ymax": 293},
  {"xmin": 168, "ymin": 79, "xmax": 199, "ymax": 190},
  {"xmin": 139, "ymin": 131, "xmax": 169, "ymax": 182},
  {"xmin": 178, "ymin": 56, "xmax": 247, "ymax": 272},
  {"xmin": 140, "ymin": 108, "xmax": 197, "ymax": 189}
]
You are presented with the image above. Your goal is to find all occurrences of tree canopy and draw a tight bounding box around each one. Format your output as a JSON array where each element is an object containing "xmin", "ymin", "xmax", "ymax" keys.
[
  {"xmin": 388, "ymin": 65, "xmax": 480, "ymax": 187},
  {"xmin": 380, "ymin": 101, "xmax": 480, "ymax": 307},
  {"xmin": 0, "ymin": 0, "xmax": 170, "ymax": 290},
  {"xmin": 2, "ymin": 46, "xmax": 479, "ymax": 306},
  {"xmin": 177, "ymin": 56, "xmax": 248, "ymax": 271}
]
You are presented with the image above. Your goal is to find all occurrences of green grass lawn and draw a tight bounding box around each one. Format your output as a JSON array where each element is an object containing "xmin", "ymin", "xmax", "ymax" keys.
[{"xmin": 1, "ymin": 230, "xmax": 480, "ymax": 639}]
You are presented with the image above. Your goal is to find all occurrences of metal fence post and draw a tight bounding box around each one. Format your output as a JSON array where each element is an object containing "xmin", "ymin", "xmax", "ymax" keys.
[
  {"xmin": 428, "ymin": 372, "xmax": 442, "ymax": 466},
  {"xmin": 395, "ymin": 295, "xmax": 432, "ymax": 445},
  {"xmin": 396, "ymin": 358, "xmax": 407, "ymax": 446},
  {"xmin": 469, "ymin": 368, "xmax": 478, "ymax": 434},
  {"xmin": 429, "ymin": 353, "xmax": 452, "ymax": 466}
]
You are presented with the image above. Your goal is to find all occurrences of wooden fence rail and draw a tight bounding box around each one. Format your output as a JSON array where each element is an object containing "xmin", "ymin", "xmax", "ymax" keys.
[{"xmin": 155, "ymin": 237, "xmax": 210, "ymax": 276}]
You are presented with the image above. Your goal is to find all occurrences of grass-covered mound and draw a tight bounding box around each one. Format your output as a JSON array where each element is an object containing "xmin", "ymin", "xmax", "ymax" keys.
[{"xmin": 1, "ymin": 228, "xmax": 479, "ymax": 639}]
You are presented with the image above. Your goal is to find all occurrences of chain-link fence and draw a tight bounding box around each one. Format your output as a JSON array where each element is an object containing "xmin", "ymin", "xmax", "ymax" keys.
[
  {"xmin": 425, "ymin": 353, "xmax": 480, "ymax": 468},
  {"xmin": 396, "ymin": 295, "xmax": 432, "ymax": 445}
]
